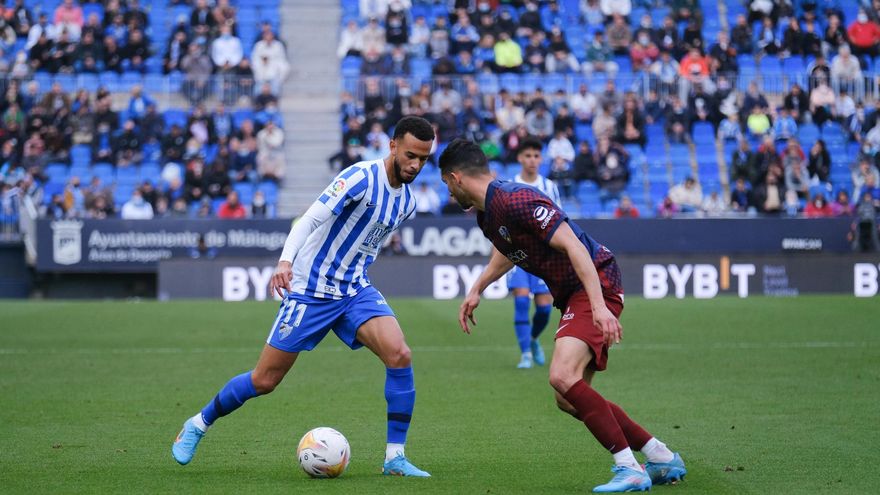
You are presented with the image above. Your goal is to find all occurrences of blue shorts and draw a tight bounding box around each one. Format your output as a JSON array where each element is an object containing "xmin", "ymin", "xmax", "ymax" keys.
[
  {"xmin": 266, "ymin": 286, "xmax": 395, "ymax": 353},
  {"xmin": 506, "ymin": 266, "xmax": 550, "ymax": 294}
]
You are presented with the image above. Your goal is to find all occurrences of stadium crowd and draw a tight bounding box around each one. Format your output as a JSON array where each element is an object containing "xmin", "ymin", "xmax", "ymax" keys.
[
  {"xmin": 0, "ymin": 0, "xmax": 285, "ymax": 226},
  {"xmin": 335, "ymin": 0, "xmax": 880, "ymax": 227}
]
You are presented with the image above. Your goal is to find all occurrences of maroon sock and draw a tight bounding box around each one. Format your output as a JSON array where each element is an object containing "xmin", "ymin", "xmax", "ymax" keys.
[
  {"xmin": 563, "ymin": 380, "xmax": 629, "ymax": 453},
  {"xmin": 607, "ymin": 401, "xmax": 653, "ymax": 451}
]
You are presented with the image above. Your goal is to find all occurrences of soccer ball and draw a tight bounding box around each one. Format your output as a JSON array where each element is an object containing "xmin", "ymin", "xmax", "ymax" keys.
[{"xmin": 296, "ymin": 427, "xmax": 351, "ymax": 478}]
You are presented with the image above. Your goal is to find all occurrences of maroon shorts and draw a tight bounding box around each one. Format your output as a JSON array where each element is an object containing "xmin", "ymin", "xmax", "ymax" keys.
[{"xmin": 554, "ymin": 291, "xmax": 624, "ymax": 372}]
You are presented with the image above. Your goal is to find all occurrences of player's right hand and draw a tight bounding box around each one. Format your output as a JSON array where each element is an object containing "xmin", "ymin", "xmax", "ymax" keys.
[
  {"xmin": 593, "ymin": 305, "xmax": 622, "ymax": 347},
  {"xmin": 270, "ymin": 261, "xmax": 293, "ymax": 299},
  {"xmin": 459, "ymin": 291, "xmax": 481, "ymax": 334}
]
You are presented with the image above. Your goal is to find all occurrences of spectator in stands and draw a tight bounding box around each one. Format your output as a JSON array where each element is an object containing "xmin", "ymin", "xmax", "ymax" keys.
[
  {"xmin": 126, "ymin": 85, "xmax": 153, "ymax": 123},
  {"xmin": 832, "ymin": 189, "xmax": 853, "ymax": 216},
  {"xmin": 256, "ymin": 119, "xmax": 284, "ymax": 182},
  {"xmin": 385, "ymin": 4, "xmax": 408, "ymax": 47},
  {"xmin": 719, "ymin": 113, "xmax": 744, "ymax": 142},
  {"xmin": 431, "ymin": 79, "xmax": 462, "ymax": 114},
  {"xmin": 580, "ymin": 0, "xmax": 604, "ymax": 26},
  {"xmin": 773, "ymin": 108, "xmax": 798, "ymax": 140},
  {"xmin": 252, "ymin": 29, "xmax": 289, "ymax": 93},
  {"xmin": 802, "ymin": 19, "xmax": 823, "ymax": 58},
  {"xmin": 665, "ymin": 96, "xmax": 690, "ymax": 144},
  {"xmin": 681, "ymin": 16, "xmax": 704, "ymax": 52},
  {"xmin": 657, "ymin": 196, "xmax": 678, "ymax": 218},
  {"xmin": 754, "ymin": 173, "xmax": 786, "ymax": 215},
  {"xmin": 413, "ymin": 182, "xmax": 440, "ymax": 216},
  {"xmin": 850, "ymin": 191, "xmax": 879, "ymax": 251},
  {"xmin": 757, "ymin": 16, "xmax": 780, "ymax": 56},
  {"xmin": 338, "ymin": 19, "xmax": 363, "ymax": 58},
  {"xmin": 784, "ymin": 146, "xmax": 810, "ymax": 200},
  {"xmin": 616, "ymin": 97, "xmax": 646, "ymax": 147},
  {"xmin": 807, "ymin": 139, "xmax": 831, "ymax": 185},
  {"xmin": 86, "ymin": 194, "xmax": 114, "ymax": 219},
  {"xmin": 211, "ymin": 23, "xmax": 243, "ymax": 70},
  {"xmin": 781, "ymin": 17, "xmax": 804, "ymax": 57},
  {"xmin": 28, "ymin": 31, "xmax": 54, "ymax": 72},
  {"xmin": 496, "ymin": 91, "xmax": 525, "ymax": 133},
  {"xmin": 360, "ymin": 16, "xmax": 386, "ymax": 56},
  {"xmin": 830, "ymin": 44, "xmax": 863, "ymax": 92},
  {"xmin": 53, "ymin": 1, "xmax": 82, "ymax": 41},
  {"xmin": 251, "ymin": 190, "xmax": 269, "ymax": 218},
  {"xmin": 708, "ymin": 31, "xmax": 738, "ymax": 76},
  {"xmin": 702, "ymin": 190, "xmax": 729, "ymax": 216},
  {"xmin": 804, "ymin": 193, "xmax": 833, "ymax": 217},
  {"xmin": 121, "ymin": 189, "xmax": 154, "ymax": 219},
  {"xmin": 730, "ymin": 177, "xmax": 754, "ymax": 212},
  {"xmin": 606, "ymin": 14, "xmax": 632, "ymax": 55},
  {"xmin": 824, "ymin": 14, "xmax": 848, "ymax": 56},
  {"xmin": 591, "ymin": 102, "xmax": 616, "ymax": 141},
  {"xmin": 191, "ymin": 0, "xmax": 216, "ymax": 40},
  {"xmin": 655, "ymin": 15, "xmax": 681, "ymax": 57},
  {"xmin": 408, "ymin": 15, "xmax": 430, "ymax": 57},
  {"xmin": 361, "ymin": 47, "xmax": 391, "ymax": 75},
  {"xmin": 216, "ymin": 190, "xmax": 245, "ymax": 219},
  {"xmin": 614, "ymin": 195, "xmax": 639, "ymax": 218},
  {"xmin": 847, "ymin": 9, "xmax": 880, "ymax": 60},
  {"xmin": 123, "ymin": 28, "xmax": 150, "ymax": 73},
  {"xmin": 181, "ymin": 42, "xmax": 212, "ymax": 104},
  {"xmin": 783, "ymin": 83, "xmax": 809, "ymax": 123},
  {"xmin": 594, "ymin": 136, "xmax": 630, "ymax": 205},
  {"xmin": 46, "ymin": 193, "xmax": 67, "ymax": 219},
  {"xmin": 163, "ymin": 124, "xmax": 187, "ymax": 164},
  {"xmin": 679, "ymin": 47, "xmax": 711, "ymax": 90},
  {"xmin": 809, "ymin": 77, "xmax": 837, "ymax": 126},
  {"xmin": 746, "ymin": 105, "xmax": 772, "ymax": 137},
  {"xmin": 668, "ymin": 176, "xmax": 702, "ymax": 213},
  {"xmin": 837, "ymin": 87, "xmax": 857, "ymax": 121},
  {"xmin": 601, "ymin": 0, "xmax": 632, "ymax": 18},
  {"xmin": 569, "ymin": 84, "xmax": 598, "ymax": 123},
  {"xmin": 853, "ymin": 158, "xmax": 880, "ymax": 199},
  {"xmin": 114, "ymin": 119, "xmax": 142, "ymax": 166},
  {"xmin": 630, "ymin": 29, "xmax": 660, "ymax": 72},
  {"xmin": 8, "ymin": 0, "xmax": 32, "ymax": 39},
  {"xmin": 25, "ymin": 13, "xmax": 54, "ymax": 51},
  {"xmin": 427, "ymin": 15, "xmax": 450, "ymax": 60},
  {"xmin": 163, "ymin": 30, "xmax": 188, "ymax": 74},
  {"xmin": 582, "ymin": 31, "xmax": 617, "ymax": 77},
  {"xmin": 450, "ymin": 11, "xmax": 478, "ymax": 55}
]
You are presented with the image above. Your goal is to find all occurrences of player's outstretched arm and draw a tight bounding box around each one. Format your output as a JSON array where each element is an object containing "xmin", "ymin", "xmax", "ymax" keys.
[
  {"xmin": 459, "ymin": 247, "xmax": 514, "ymax": 334},
  {"xmin": 548, "ymin": 222, "xmax": 622, "ymax": 346},
  {"xmin": 270, "ymin": 201, "xmax": 335, "ymax": 298}
]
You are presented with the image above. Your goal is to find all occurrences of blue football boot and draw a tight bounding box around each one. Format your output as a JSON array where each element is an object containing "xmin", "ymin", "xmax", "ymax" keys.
[
  {"xmin": 172, "ymin": 418, "xmax": 205, "ymax": 465},
  {"xmin": 645, "ymin": 453, "xmax": 687, "ymax": 485},
  {"xmin": 530, "ymin": 338, "xmax": 546, "ymax": 366},
  {"xmin": 592, "ymin": 466, "xmax": 652, "ymax": 493},
  {"xmin": 383, "ymin": 454, "xmax": 431, "ymax": 477}
]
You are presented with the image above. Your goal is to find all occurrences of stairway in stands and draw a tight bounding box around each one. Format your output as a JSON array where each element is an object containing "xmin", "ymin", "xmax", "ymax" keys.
[{"xmin": 278, "ymin": 0, "xmax": 342, "ymax": 217}]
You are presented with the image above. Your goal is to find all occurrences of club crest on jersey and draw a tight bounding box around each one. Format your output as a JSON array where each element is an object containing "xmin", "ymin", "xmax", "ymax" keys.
[
  {"xmin": 498, "ymin": 226, "xmax": 511, "ymax": 243},
  {"xmin": 327, "ymin": 178, "xmax": 347, "ymax": 198}
]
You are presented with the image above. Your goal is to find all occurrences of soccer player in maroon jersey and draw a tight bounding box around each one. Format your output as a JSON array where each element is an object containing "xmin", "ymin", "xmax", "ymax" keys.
[{"xmin": 438, "ymin": 139, "xmax": 686, "ymax": 493}]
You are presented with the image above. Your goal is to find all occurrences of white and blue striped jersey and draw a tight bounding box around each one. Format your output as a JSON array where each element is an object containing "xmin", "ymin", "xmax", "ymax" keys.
[
  {"xmin": 514, "ymin": 173, "xmax": 562, "ymax": 205},
  {"xmin": 290, "ymin": 160, "xmax": 416, "ymax": 299}
]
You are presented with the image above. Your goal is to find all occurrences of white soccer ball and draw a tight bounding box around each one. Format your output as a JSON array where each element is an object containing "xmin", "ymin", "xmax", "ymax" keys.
[{"xmin": 296, "ymin": 427, "xmax": 351, "ymax": 478}]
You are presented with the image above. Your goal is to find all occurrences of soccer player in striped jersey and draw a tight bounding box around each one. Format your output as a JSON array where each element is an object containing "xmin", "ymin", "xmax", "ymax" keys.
[
  {"xmin": 172, "ymin": 116, "xmax": 435, "ymax": 477},
  {"xmin": 439, "ymin": 139, "xmax": 686, "ymax": 493},
  {"xmin": 508, "ymin": 136, "xmax": 561, "ymax": 369}
]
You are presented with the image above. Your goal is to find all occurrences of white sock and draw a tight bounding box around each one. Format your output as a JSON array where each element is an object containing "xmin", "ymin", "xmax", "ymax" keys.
[
  {"xmin": 612, "ymin": 447, "xmax": 642, "ymax": 471},
  {"xmin": 385, "ymin": 443, "xmax": 404, "ymax": 462},
  {"xmin": 191, "ymin": 413, "xmax": 208, "ymax": 432},
  {"xmin": 641, "ymin": 437, "xmax": 674, "ymax": 463},
  {"xmin": 522, "ymin": 351, "xmax": 533, "ymax": 359}
]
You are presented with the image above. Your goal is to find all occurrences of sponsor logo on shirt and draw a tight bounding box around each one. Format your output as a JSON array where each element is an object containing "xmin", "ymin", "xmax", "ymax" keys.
[
  {"xmin": 561, "ymin": 312, "xmax": 574, "ymax": 321},
  {"xmin": 323, "ymin": 284, "xmax": 338, "ymax": 294},
  {"xmin": 540, "ymin": 209, "xmax": 557, "ymax": 230},
  {"xmin": 498, "ymin": 226, "xmax": 511, "ymax": 243},
  {"xmin": 534, "ymin": 206, "xmax": 549, "ymax": 221},
  {"xmin": 506, "ymin": 249, "xmax": 528, "ymax": 263}
]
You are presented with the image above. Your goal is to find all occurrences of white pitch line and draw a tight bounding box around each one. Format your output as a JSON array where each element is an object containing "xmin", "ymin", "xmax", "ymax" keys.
[{"xmin": 0, "ymin": 341, "xmax": 875, "ymax": 355}]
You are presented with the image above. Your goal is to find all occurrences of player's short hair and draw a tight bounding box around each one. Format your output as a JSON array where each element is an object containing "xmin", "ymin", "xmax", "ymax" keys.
[
  {"xmin": 392, "ymin": 116, "xmax": 435, "ymax": 142},
  {"xmin": 438, "ymin": 138, "xmax": 488, "ymax": 176},
  {"xmin": 517, "ymin": 136, "xmax": 543, "ymax": 156}
]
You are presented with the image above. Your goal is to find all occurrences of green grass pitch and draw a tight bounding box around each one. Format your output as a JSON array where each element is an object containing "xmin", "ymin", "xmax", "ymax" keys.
[{"xmin": 1, "ymin": 296, "xmax": 878, "ymax": 494}]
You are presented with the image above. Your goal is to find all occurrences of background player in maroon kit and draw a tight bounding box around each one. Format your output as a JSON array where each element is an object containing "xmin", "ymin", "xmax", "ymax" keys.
[{"xmin": 438, "ymin": 139, "xmax": 686, "ymax": 493}]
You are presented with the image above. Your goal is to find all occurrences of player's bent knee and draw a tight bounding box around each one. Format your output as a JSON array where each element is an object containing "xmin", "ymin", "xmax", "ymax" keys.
[
  {"xmin": 548, "ymin": 370, "xmax": 578, "ymax": 394},
  {"xmin": 251, "ymin": 371, "xmax": 282, "ymax": 394},
  {"xmin": 386, "ymin": 344, "xmax": 412, "ymax": 368}
]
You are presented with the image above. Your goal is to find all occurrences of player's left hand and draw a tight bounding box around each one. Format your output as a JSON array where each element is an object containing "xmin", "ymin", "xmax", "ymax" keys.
[
  {"xmin": 459, "ymin": 291, "xmax": 481, "ymax": 334},
  {"xmin": 593, "ymin": 305, "xmax": 622, "ymax": 346}
]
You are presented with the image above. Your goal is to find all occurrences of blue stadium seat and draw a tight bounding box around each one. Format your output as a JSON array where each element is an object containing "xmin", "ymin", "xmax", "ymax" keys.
[
  {"xmin": 139, "ymin": 163, "xmax": 161, "ymax": 181},
  {"xmin": 164, "ymin": 109, "xmax": 188, "ymax": 128},
  {"xmin": 115, "ymin": 166, "xmax": 141, "ymax": 186},
  {"xmin": 45, "ymin": 163, "xmax": 69, "ymax": 183},
  {"xmin": 233, "ymin": 109, "xmax": 255, "ymax": 129},
  {"xmin": 92, "ymin": 163, "xmax": 115, "ymax": 181},
  {"xmin": 233, "ymin": 182, "xmax": 255, "ymax": 204},
  {"xmin": 258, "ymin": 181, "xmax": 278, "ymax": 204}
]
